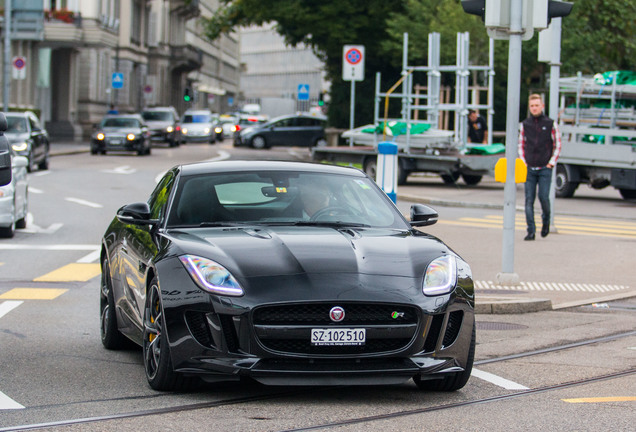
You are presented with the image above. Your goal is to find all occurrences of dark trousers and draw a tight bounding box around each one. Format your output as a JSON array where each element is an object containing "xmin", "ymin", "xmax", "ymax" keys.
[{"xmin": 524, "ymin": 167, "xmax": 552, "ymax": 234}]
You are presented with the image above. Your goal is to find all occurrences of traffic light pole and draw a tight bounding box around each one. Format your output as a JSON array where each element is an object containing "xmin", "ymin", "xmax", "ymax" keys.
[
  {"xmin": 497, "ymin": 0, "xmax": 523, "ymax": 285},
  {"xmin": 3, "ymin": 0, "xmax": 12, "ymax": 112}
]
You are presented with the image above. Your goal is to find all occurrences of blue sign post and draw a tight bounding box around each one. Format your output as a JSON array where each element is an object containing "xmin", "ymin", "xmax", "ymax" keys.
[
  {"xmin": 376, "ymin": 142, "xmax": 398, "ymax": 203},
  {"xmin": 297, "ymin": 84, "xmax": 310, "ymax": 101},
  {"xmin": 112, "ymin": 72, "xmax": 124, "ymax": 89}
]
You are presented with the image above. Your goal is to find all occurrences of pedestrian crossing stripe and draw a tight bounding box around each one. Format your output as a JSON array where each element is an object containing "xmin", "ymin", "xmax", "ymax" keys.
[
  {"xmin": 562, "ymin": 397, "xmax": 636, "ymax": 403},
  {"xmin": 475, "ymin": 280, "xmax": 630, "ymax": 293},
  {"xmin": 0, "ymin": 288, "xmax": 68, "ymax": 300},
  {"xmin": 33, "ymin": 263, "xmax": 101, "ymax": 282}
]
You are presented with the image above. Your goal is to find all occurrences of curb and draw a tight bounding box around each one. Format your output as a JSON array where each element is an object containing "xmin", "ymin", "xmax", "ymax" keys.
[{"xmin": 475, "ymin": 296, "xmax": 553, "ymax": 314}]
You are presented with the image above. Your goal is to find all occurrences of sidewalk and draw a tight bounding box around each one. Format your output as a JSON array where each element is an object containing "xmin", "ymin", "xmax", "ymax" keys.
[{"xmin": 50, "ymin": 145, "xmax": 636, "ymax": 314}]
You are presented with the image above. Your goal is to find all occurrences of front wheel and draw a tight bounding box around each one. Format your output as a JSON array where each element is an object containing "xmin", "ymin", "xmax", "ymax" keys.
[
  {"xmin": 440, "ymin": 171, "xmax": 460, "ymax": 184},
  {"xmin": 462, "ymin": 174, "xmax": 482, "ymax": 186},
  {"xmin": 555, "ymin": 165, "xmax": 578, "ymax": 198},
  {"xmin": 143, "ymin": 279, "xmax": 193, "ymax": 391},
  {"xmin": 251, "ymin": 135, "xmax": 268, "ymax": 149}
]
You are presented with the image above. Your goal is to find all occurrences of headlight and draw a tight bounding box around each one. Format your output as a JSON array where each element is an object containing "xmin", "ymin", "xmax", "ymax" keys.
[
  {"xmin": 166, "ymin": 126, "xmax": 174, "ymax": 133},
  {"xmin": 204, "ymin": 127, "xmax": 211, "ymax": 134},
  {"xmin": 126, "ymin": 133, "xmax": 136, "ymax": 141},
  {"xmin": 12, "ymin": 142, "xmax": 28, "ymax": 152},
  {"xmin": 422, "ymin": 255, "xmax": 457, "ymax": 296},
  {"xmin": 182, "ymin": 128, "xmax": 188, "ymax": 135},
  {"xmin": 214, "ymin": 126, "xmax": 223, "ymax": 134},
  {"xmin": 179, "ymin": 255, "xmax": 244, "ymax": 296},
  {"xmin": 96, "ymin": 133, "xmax": 105, "ymax": 141}
]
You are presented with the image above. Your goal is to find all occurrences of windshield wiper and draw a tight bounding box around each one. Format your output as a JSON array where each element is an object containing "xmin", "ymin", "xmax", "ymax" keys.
[{"xmin": 290, "ymin": 221, "xmax": 370, "ymax": 228}]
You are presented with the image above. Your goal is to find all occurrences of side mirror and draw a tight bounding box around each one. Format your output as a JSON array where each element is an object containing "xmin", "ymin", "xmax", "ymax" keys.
[
  {"xmin": 116, "ymin": 202, "xmax": 159, "ymax": 226},
  {"xmin": 0, "ymin": 113, "xmax": 12, "ymax": 186},
  {"xmin": 409, "ymin": 204, "xmax": 438, "ymax": 227}
]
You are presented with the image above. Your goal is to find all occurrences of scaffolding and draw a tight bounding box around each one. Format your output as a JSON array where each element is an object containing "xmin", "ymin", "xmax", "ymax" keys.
[{"xmin": 371, "ymin": 32, "xmax": 495, "ymax": 153}]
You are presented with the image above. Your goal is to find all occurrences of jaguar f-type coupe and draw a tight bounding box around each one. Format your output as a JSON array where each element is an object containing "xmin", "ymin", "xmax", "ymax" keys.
[{"xmin": 100, "ymin": 160, "xmax": 475, "ymax": 391}]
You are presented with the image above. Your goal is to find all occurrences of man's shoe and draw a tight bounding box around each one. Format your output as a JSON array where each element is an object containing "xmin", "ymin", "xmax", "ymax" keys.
[
  {"xmin": 541, "ymin": 223, "xmax": 550, "ymax": 238},
  {"xmin": 524, "ymin": 233, "xmax": 535, "ymax": 241}
]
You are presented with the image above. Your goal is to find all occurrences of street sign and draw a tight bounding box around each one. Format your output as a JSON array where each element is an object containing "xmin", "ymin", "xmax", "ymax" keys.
[
  {"xmin": 12, "ymin": 57, "xmax": 26, "ymax": 80},
  {"xmin": 112, "ymin": 72, "xmax": 124, "ymax": 89},
  {"xmin": 342, "ymin": 45, "xmax": 365, "ymax": 81},
  {"xmin": 297, "ymin": 84, "xmax": 310, "ymax": 101}
]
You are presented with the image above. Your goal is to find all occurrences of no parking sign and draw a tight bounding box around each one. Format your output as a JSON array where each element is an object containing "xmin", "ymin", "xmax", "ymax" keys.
[
  {"xmin": 12, "ymin": 57, "xmax": 26, "ymax": 80},
  {"xmin": 342, "ymin": 45, "xmax": 364, "ymax": 81}
]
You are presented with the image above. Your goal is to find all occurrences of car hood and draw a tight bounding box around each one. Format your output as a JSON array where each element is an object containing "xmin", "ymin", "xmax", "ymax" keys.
[
  {"xmin": 4, "ymin": 132, "xmax": 29, "ymax": 142},
  {"xmin": 165, "ymin": 226, "xmax": 450, "ymax": 279}
]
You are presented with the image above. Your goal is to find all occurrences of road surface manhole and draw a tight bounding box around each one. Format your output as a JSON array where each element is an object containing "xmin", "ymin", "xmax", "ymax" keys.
[{"xmin": 476, "ymin": 321, "xmax": 529, "ymax": 331}]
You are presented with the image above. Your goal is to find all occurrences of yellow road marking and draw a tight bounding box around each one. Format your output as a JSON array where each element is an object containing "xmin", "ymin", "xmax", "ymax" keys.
[
  {"xmin": 33, "ymin": 263, "xmax": 101, "ymax": 282},
  {"xmin": 0, "ymin": 288, "xmax": 68, "ymax": 300},
  {"xmin": 562, "ymin": 397, "xmax": 636, "ymax": 403}
]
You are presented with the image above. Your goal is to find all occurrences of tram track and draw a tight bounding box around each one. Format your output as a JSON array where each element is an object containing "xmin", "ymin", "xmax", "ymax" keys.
[{"xmin": 1, "ymin": 329, "xmax": 634, "ymax": 432}]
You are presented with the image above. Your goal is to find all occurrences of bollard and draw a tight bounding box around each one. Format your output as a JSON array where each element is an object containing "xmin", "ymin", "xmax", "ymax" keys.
[{"xmin": 376, "ymin": 141, "xmax": 398, "ymax": 203}]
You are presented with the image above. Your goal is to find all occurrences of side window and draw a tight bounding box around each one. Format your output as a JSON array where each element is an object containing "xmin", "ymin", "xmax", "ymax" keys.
[
  {"xmin": 29, "ymin": 116, "xmax": 42, "ymax": 132},
  {"xmin": 147, "ymin": 171, "xmax": 176, "ymax": 220}
]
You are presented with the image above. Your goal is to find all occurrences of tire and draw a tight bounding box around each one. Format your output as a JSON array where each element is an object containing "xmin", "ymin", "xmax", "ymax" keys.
[
  {"xmin": 462, "ymin": 174, "xmax": 482, "ymax": 186},
  {"xmin": 619, "ymin": 188, "xmax": 636, "ymax": 200},
  {"xmin": 38, "ymin": 150, "xmax": 50, "ymax": 170},
  {"xmin": 363, "ymin": 158, "xmax": 377, "ymax": 180},
  {"xmin": 100, "ymin": 258, "xmax": 129, "ymax": 350},
  {"xmin": 251, "ymin": 135, "xmax": 267, "ymax": 149},
  {"xmin": 143, "ymin": 278, "xmax": 194, "ymax": 391},
  {"xmin": 555, "ymin": 165, "xmax": 579, "ymax": 198},
  {"xmin": 414, "ymin": 323, "xmax": 475, "ymax": 392},
  {"xmin": 0, "ymin": 221, "xmax": 15, "ymax": 238},
  {"xmin": 440, "ymin": 171, "xmax": 460, "ymax": 184}
]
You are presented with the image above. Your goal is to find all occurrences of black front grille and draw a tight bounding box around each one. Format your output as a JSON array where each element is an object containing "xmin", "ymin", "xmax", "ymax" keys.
[
  {"xmin": 253, "ymin": 303, "xmax": 420, "ymax": 355},
  {"xmin": 185, "ymin": 311, "xmax": 213, "ymax": 347},
  {"xmin": 442, "ymin": 311, "xmax": 463, "ymax": 348},
  {"xmin": 253, "ymin": 303, "xmax": 418, "ymax": 325}
]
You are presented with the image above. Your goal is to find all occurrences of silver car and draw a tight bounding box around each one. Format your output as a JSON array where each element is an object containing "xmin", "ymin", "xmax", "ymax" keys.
[
  {"xmin": 0, "ymin": 149, "xmax": 28, "ymax": 238},
  {"xmin": 180, "ymin": 109, "xmax": 217, "ymax": 144}
]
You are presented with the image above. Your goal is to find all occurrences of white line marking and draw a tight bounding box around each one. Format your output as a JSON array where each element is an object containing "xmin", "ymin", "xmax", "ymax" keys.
[
  {"xmin": 0, "ymin": 301, "xmax": 23, "ymax": 319},
  {"xmin": 102, "ymin": 166, "xmax": 136, "ymax": 175},
  {"xmin": 77, "ymin": 249, "xmax": 101, "ymax": 263},
  {"xmin": 471, "ymin": 368, "xmax": 529, "ymax": 390},
  {"xmin": 0, "ymin": 244, "xmax": 98, "ymax": 251},
  {"xmin": 28, "ymin": 187, "xmax": 43, "ymax": 194},
  {"xmin": 65, "ymin": 197, "xmax": 103, "ymax": 208},
  {"xmin": 0, "ymin": 390, "xmax": 24, "ymax": 410}
]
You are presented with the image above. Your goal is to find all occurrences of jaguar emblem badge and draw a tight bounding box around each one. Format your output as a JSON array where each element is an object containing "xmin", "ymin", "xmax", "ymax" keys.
[{"xmin": 329, "ymin": 306, "xmax": 345, "ymax": 322}]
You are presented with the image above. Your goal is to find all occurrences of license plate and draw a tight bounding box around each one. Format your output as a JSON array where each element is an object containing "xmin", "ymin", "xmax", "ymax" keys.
[
  {"xmin": 110, "ymin": 139, "xmax": 122, "ymax": 145},
  {"xmin": 311, "ymin": 328, "xmax": 365, "ymax": 346}
]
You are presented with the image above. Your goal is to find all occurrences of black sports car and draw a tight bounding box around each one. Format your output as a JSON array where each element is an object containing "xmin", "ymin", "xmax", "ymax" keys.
[{"xmin": 100, "ymin": 160, "xmax": 475, "ymax": 391}]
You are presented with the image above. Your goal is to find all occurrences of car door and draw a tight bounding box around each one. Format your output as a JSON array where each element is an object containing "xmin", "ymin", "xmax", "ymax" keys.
[
  {"xmin": 294, "ymin": 117, "xmax": 323, "ymax": 146},
  {"xmin": 28, "ymin": 114, "xmax": 46, "ymax": 162},
  {"xmin": 268, "ymin": 117, "xmax": 296, "ymax": 146}
]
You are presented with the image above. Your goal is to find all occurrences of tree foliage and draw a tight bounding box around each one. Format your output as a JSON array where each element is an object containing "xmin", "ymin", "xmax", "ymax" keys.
[{"xmin": 203, "ymin": 0, "xmax": 636, "ymax": 130}]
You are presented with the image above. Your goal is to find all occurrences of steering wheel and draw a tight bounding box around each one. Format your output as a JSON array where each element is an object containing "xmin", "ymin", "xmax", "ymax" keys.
[{"xmin": 310, "ymin": 206, "xmax": 352, "ymax": 222}]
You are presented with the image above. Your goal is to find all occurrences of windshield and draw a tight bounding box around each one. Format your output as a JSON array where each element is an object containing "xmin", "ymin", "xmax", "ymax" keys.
[
  {"xmin": 6, "ymin": 117, "xmax": 28, "ymax": 133},
  {"xmin": 101, "ymin": 118, "xmax": 141, "ymax": 128},
  {"xmin": 142, "ymin": 111, "xmax": 174, "ymax": 122},
  {"xmin": 167, "ymin": 171, "xmax": 405, "ymax": 229},
  {"xmin": 182, "ymin": 114, "xmax": 212, "ymax": 123}
]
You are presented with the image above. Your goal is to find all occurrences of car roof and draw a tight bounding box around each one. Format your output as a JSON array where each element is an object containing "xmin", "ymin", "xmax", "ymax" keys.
[{"xmin": 178, "ymin": 160, "xmax": 366, "ymax": 178}]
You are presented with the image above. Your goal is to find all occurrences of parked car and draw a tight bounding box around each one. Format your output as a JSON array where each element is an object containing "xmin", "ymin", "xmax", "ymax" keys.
[
  {"xmin": 140, "ymin": 106, "xmax": 180, "ymax": 147},
  {"xmin": 0, "ymin": 148, "xmax": 28, "ymax": 238},
  {"xmin": 5, "ymin": 111, "xmax": 50, "ymax": 172},
  {"xmin": 234, "ymin": 113, "xmax": 327, "ymax": 149},
  {"xmin": 180, "ymin": 109, "xmax": 217, "ymax": 144},
  {"xmin": 91, "ymin": 114, "xmax": 151, "ymax": 156},
  {"xmin": 100, "ymin": 160, "xmax": 475, "ymax": 391}
]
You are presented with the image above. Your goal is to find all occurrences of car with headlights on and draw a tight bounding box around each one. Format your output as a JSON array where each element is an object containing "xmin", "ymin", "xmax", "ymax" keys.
[
  {"xmin": 140, "ymin": 106, "xmax": 180, "ymax": 147},
  {"xmin": 180, "ymin": 109, "xmax": 217, "ymax": 144},
  {"xmin": 0, "ymin": 147, "xmax": 28, "ymax": 238},
  {"xmin": 5, "ymin": 111, "xmax": 50, "ymax": 172},
  {"xmin": 234, "ymin": 113, "xmax": 327, "ymax": 149},
  {"xmin": 91, "ymin": 114, "xmax": 151, "ymax": 156},
  {"xmin": 100, "ymin": 160, "xmax": 475, "ymax": 392}
]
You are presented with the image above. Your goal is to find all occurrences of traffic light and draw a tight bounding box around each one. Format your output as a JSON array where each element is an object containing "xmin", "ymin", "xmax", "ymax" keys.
[
  {"xmin": 183, "ymin": 87, "xmax": 192, "ymax": 102},
  {"xmin": 461, "ymin": 0, "xmax": 485, "ymax": 20},
  {"xmin": 318, "ymin": 91, "xmax": 325, "ymax": 107},
  {"xmin": 547, "ymin": 1, "xmax": 573, "ymax": 23}
]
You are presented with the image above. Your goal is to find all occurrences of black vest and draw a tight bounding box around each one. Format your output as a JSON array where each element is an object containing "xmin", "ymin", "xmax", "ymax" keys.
[{"xmin": 522, "ymin": 114, "xmax": 554, "ymax": 168}]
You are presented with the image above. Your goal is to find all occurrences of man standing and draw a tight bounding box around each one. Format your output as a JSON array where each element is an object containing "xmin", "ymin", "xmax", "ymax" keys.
[
  {"xmin": 518, "ymin": 94, "xmax": 561, "ymax": 241},
  {"xmin": 467, "ymin": 110, "xmax": 488, "ymax": 144}
]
